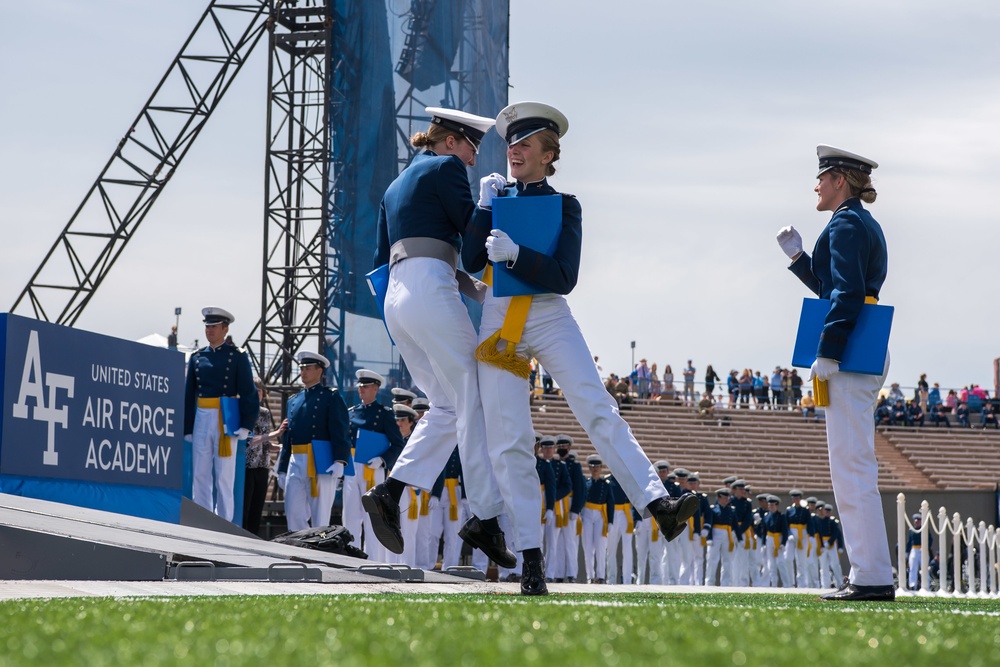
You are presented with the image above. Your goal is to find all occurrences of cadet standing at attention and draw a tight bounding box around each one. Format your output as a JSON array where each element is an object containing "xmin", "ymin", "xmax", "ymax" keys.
[
  {"xmin": 276, "ymin": 351, "xmax": 351, "ymax": 531},
  {"xmin": 343, "ymin": 369, "xmax": 405, "ymax": 561},
  {"xmin": 776, "ymin": 145, "xmax": 894, "ymax": 601},
  {"xmin": 184, "ymin": 307, "xmax": 258, "ymax": 521}
]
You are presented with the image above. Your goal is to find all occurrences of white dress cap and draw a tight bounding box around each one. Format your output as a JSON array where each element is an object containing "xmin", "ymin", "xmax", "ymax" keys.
[
  {"xmin": 496, "ymin": 101, "xmax": 569, "ymax": 146},
  {"xmin": 295, "ymin": 350, "xmax": 330, "ymax": 369},
  {"xmin": 817, "ymin": 144, "xmax": 878, "ymax": 177},
  {"xmin": 201, "ymin": 307, "xmax": 235, "ymax": 325}
]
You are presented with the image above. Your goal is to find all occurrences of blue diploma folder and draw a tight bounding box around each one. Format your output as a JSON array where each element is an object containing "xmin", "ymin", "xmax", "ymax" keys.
[
  {"xmin": 365, "ymin": 264, "xmax": 394, "ymax": 344},
  {"xmin": 791, "ymin": 298, "xmax": 893, "ymax": 375},
  {"xmin": 220, "ymin": 396, "xmax": 241, "ymax": 435},
  {"xmin": 491, "ymin": 195, "xmax": 563, "ymax": 297},
  {"xmin": 354, "ymin": 429, "xmax": 390, "ymax": 463},
  {"xmin": 311, "ymin": 440, "xmax": 333, "ymax": 475}
]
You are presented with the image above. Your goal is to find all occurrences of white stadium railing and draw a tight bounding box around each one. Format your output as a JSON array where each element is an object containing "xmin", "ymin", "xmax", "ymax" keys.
[{"xmin": 896, "ymin": 493, "xmax": 999, "ymax": 597}]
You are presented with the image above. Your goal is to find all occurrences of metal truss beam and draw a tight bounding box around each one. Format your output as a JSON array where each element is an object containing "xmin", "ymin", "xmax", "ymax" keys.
[
  {"xmin": 10, "ymin": 2, "xmax": 270, "ymax": 326},
  {"xmin": 244, "ymin": 0, "xmax": 332, "ymax": 390}
]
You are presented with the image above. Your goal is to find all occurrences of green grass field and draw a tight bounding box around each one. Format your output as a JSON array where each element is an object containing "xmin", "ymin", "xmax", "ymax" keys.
[{"xmin": 2, "ymin": 592, "xmax": 998, "ymax": 666}]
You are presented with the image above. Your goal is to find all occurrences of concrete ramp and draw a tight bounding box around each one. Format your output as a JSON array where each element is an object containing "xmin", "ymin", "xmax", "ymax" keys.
[{"xmin": 0, "ymin": 493, "xmax": 476, "ymax": 585}]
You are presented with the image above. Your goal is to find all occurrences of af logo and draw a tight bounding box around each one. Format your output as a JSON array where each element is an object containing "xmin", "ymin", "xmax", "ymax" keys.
[{"xmin": 11, "ymin": 330, "xmax": 75, "ymax": 466}]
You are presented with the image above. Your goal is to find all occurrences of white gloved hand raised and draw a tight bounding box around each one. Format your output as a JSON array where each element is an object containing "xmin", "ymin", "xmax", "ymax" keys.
[
  {"xmin": 477, "ymin": 173, "xmax": 507, "ymax": 208},
  {"xmin": 486, "ymin": 229, "xmax": 520, "ymax": 265},
  {"xmin": 809, "ymin": 357, "xmax": 840, "ymax": 382},
  {"xmin": 776, "ymin": 226, "xmax": 803, "ymax": 260},
  {"xmin": 326, "ymin": 461, "xmax": 345, "ymax": 478},
  {"xmin": 366, "ymin": 457, "xmax": 384, "ymax": 469}
]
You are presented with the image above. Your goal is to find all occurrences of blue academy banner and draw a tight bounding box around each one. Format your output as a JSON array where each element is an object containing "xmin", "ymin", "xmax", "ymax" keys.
[
  {"xmin": 791, "ymin": 299, "xmax": 893, "ymax": 375},
  {"xmin": 0, "ymin": 314, "xmax": 185, "ymax": 522},
  {"xmin": 491, "ymin": 195, "xmax": 563, "ymax": 297}
]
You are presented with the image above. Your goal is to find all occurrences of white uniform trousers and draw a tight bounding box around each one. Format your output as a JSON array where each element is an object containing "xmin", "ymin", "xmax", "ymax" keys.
[
  {"xmin": 804, "ymin": 537, "xmax": 821, "ymax": 588},
  {"xmin": 634, "ymin": 519, "xmax": 652, "ymax": 584},
  {"xmin": 605, "ymin": 509, "xmax": 634, "ymax": 585},
  {"xmin": 648, "ymin": 527, "xmax": 666, "ymax": 585},
  {"xmin": 558, "ymin": 515, "xmax": 582, "ymax": 581},
  {"xmin": 385, "ymin": 258, "xmax": 504, "ymax": 521},
  {"xmin": 396, "ymin": 487, "xmax": 422, "ymax": 567},
  {"xmin": 765, "ymin": 539, "xmax": 794, "ymax": 586},
  {"xmin": 415, "ymin": 508, "xmax": 435, "ymax": 570},
  {"xmin": 283, "ymin": 447, "xmax": 340, "ymax": 532},
  {"xmin": 496, "ymin": 513, "xmax": 522, "ymax": 579},
  {"xmin": 547, "ymin": 521, "xmax": 571, "ymax": 580},
  {"xmin": 691, "ymin": 538, "xmax": 706, "ymax": 586},
  {"xmin": 542, "ymin": 511, "xmax": 558, "ymax": 574},
  {"xmin": 752, "ymin": 542, "xmax": 770, "ymax": 587},
  {"xmin": 192, "ymin": 407, "xmax": 238, "ymax": 521},
  {"xmin": 907, "ymin": 546, "xmax": 924, "ymax": 590},
  {"xmin": 342, "ymin": 465, "xmax": 387, "ymax": 561},
  {"xmin": 677, "ymin": 528, "xmax": 699, "ymax": 586},
  {"xmin": 820, "ymin": 545, "xmax": 844, "ymax": 587},
  {"xmin": 786, "ymin": 530, "xmax": 809, "ymax": 587},
  {"xmin": 663, "ymin": 533, "xmax": 684, "ymax": 585},
  {"xmin": 581, "ymin": 507, "xmax": 607, "ymax": 582},
  {"xmin": 824, "ymin": 356, "xmax": 893, "ymax": 586},
  {"xmin": 704, "ymin": 528, "xmax": 735, "ymax": 586},
  {"xmin": 428, "ymin": 493, "xmax": 467, "ymax": 569},
  {"xmin": 478, "ymin": 293, "xmax": 666, "ymax": 553},
  {"xmin": 737, "ymin": 531, "xmax": 756, "ymax": 585}
]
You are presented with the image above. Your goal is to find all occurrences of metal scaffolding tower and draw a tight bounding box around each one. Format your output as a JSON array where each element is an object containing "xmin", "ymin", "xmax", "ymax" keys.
[
  {"xmin": 9, "ymin": 2, "xmax": 270, "ymax": 325},
  {"xmin": 243, "ymin": 1, "xmax": 334, "ymax": 391}
]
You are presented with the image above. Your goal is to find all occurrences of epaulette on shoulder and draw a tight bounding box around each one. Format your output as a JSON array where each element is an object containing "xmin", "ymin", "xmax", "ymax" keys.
[{"xmin": 383, "ymin": 405, "xmax": 393, "ymax": 412}]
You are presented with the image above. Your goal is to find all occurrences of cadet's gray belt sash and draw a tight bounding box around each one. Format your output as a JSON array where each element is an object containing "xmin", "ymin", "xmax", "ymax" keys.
[{"xmin": 389, "ymin": 237, "xmax": 486, "ymax": 304}]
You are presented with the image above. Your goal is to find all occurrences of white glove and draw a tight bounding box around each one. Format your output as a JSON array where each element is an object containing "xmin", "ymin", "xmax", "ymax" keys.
[
  {"xmin": 277, "ymin": 473, "xmax": 287, "ymax": 491},
  {"xmin": 326, "ymin": 461, "xmax": 345, "ymax": 477},
  {"xmin": 809, "ymin": 357, "xmax": 840, "ymax": 382},
  {"xmin": 486, "ymin": 229, "xmax": 520, "ymax": 265},
  {"xmin": 543, "ymin": 509, "xmax": 555, "ymax": 524},
  {"xmin": 234, "ymin": 427, "xmax": 249, "ymax": 441},
  {"xmin": 700, "ymin": 528, "xmax": 709, "ymax": 538},
  {"xmin": 184, "ymin": 435, "xmax": 193, "ymax": 443},
  {"xmin": 569, "ymin": 512, "xmax": 579, "ymax": 522},
  {"xmin": 753, "ymin": 513, "xmax": 762, "ymax": 525},
  {"xmin": 776, "ymin": 226, "xmax": 803, "ymax": 259},
  {"xmin": 366, "ymin": 457, "xmax": 384, "ymax": 469},
  {"xmin": 477, "ymin": 173, "xmax": 507, "ymax": 208}
]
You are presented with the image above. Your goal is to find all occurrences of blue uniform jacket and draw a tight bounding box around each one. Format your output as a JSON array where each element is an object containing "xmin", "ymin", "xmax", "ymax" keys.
[
  {"xmin": 431, "ymin": 447, "xmax": 465, "ymax": 499},
  {"xmin": 567, "ymin": 455, "xmax": 588, "ymax": 515},
  {"xmin": 348, "ymin": 401, "xmax": 405, "ymax": 469},
  {"xmin": 762, "ymin": 510, "xmax": 790, "ymax": 546},
  {"xmin": 552, "ymin": 459, "xmax": 572, "ymax": 502},
  {"xmin": 704, "ymin": 503, "xmax": 737, "ymax": 534},
  {"xmin": 183, "ymin": 341, "xmax": 258, "ymax": 436},
  {"xmin": 789, "ymin": 197, "xmax": 888, "ymax": 361},
  {"xmin": 374, "ymin": 151, "xmax": 476, "ymax": 268},
  {"xmin": 696, "ymin": 493, "xmax": 711, "ymax": 532},
  {"xmin": 786, "ymin": 504, "xmax": 810, "ymax": 527},
  {"xmin": 462, "ymin": 179, "xmax": 583, "ymax": 295},
  {"xmin": 536, "ymin": 456, "xmax": 557, "ymax": 512},
  {"xmin": 585, "ymin": 476, "xmax": 615, "ymax": 523},
  {"xmin": 277, "ymin": 384, "xmax": 350, "ymax": 474}
]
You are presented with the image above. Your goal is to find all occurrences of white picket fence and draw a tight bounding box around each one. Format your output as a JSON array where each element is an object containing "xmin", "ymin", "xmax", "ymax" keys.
[{"xmin": 896, "ymin": 493, "xmax": 1000, "ymax": 597}]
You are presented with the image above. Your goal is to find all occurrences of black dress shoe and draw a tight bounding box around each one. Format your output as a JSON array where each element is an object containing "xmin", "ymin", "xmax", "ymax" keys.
[
  {"xmin": 361, "ymin": 483, "xmax": 404, "ymax": 554},
  {"xmin": 521, "ymin": 558, "xmax": 549, "ymax": 596},
  {"xmin": 820, "ymin": 584, "xmax": 895, "ymax": 602},
  {"xmin": 649, "ymin": 494, "xmax": 699, "ymax": 542},
  {"xmin": 458, "ymin": 516, "xmax": 518, "ymax": 568}
]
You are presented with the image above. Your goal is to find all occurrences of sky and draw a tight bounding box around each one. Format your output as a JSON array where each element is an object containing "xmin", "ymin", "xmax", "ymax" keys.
[{"xmin": 2, "ymin": 1, "xmax": 999, "ymax": 394}]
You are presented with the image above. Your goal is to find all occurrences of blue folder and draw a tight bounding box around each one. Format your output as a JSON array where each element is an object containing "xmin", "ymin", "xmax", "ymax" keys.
[
  {"xmin": 791, "ymin": 298, "xmax": 893, "ymax": 375},
  {"xmin": 355, "ymin": 429, "xmax": 390, "ymax": 463},
  {"xmin": 220, "ymin": 396, "xmax": 241, "ymax": 435},
  {"xmin": 491, "ymin": 195, "xmax": 563, "ymax": 297},
  {"xmin": 365, "ymin": 264, "xmax": 394, "ymax": 344},
  {"xmin": 311, "ymin": 440, "xmax": 334, "ymax": 475}
]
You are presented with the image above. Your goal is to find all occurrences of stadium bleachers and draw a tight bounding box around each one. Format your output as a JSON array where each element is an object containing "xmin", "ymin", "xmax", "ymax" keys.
[{"xmin": 528, "ymin": 393, "xmax": 990, "ymax": 491}]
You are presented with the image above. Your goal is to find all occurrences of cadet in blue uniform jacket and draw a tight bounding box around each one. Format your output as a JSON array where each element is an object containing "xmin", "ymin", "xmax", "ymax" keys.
[
  {"xmin": 184, "ymin": 307, "xmax": 259, "ymax": 522},
  {"xmin": 276, "ymin": 351, "xmax": 350, "ymax": 531},
  {"xmin": 560, "ymin": 440, "xmax": 588, "ymax": 583},
  {"xmin": 776, "ymin": 145, "xmax": 894, "ymax": 602},
  {"xmin": 762, "ymin": 497, "xmax": 793, "ymax": 587},
  {"xmin": 464, "ymin": 102, "xmax": 697, "ymax": 595},
  {"xmin": 343, "ymin": 370, "xmax": 405, "ymax": 562},
  {"xmin": 905, "ymin": 513, "xmax": 933, "ymax": 590},
  {"xmin": 703, "ymin": 489, "xmax": 738, "ymax": 586},
  {"xmin": 581, "ymin": 456, "xmax": 615, "ymax": 584},
  {"xmin": 364, "ymin": 107, "xmax": 512, "ymax": 570}
]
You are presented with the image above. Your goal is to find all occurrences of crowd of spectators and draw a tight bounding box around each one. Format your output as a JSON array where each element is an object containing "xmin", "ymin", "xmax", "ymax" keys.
[{"xmin": 593, "ymin": 359, "xmax": 999, "ymax": 431}]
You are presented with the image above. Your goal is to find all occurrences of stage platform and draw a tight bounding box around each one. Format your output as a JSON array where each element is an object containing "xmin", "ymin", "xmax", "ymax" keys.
[{"xmin": 0, "ymin": 493, "xmax": 480, "ymax": 587}]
